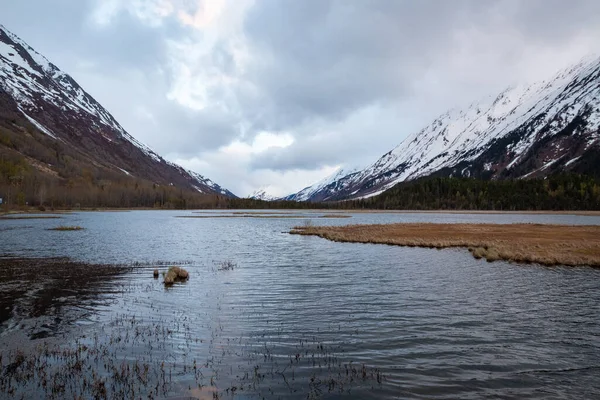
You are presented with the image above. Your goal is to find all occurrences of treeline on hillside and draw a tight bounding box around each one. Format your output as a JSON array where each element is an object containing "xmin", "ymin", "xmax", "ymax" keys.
[
  {"xmin": 226, "ymin": 198, "xmax": 340, "ymax": 210},
  {"xmin": 0, "ymin": 144, "xmax": 227, "ymax": 210},
  {"xmin": 357, "ymin": 174, "xmax": 600, "ymax": 210},
  {"xmin": 0, "ymin": 153, "xmax": 227, "ymax": 209},
  {"xmin": 229, "ymin": 174, "xmax": 600, "ymax": 211},
  {"xmin": 0, "ymin": 107, "xmax": 229, "ymax": 210}
]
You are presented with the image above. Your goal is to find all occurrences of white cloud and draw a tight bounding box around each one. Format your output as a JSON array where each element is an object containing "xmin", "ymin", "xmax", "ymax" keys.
[{"xmin": 171, "ymin": 131, "xmax": 336, "ymax": 197}]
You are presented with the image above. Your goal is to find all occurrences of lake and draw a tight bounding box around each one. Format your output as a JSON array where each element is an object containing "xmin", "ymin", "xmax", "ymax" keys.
[{"xmin": 1, "ymin": 210, "xmax": 600, "ymax": 399}]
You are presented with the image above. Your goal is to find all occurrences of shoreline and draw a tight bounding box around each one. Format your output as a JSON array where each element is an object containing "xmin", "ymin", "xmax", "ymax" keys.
[{"xmin": 290, "ymin": 222, "xmax": 600, "ymax": 267}]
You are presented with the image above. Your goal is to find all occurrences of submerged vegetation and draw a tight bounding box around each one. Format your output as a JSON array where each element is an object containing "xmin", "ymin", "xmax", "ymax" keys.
[
  {"xmin": 290, "ymin": 223, "xmax": 600, "ymax": 267},
  {"xmin": 217, "ymin": 260, "xmax": 236, "ymax": 271},
  {"xmin": 0, "ymin": 257, "xmax": 384, "ymax": 399}
]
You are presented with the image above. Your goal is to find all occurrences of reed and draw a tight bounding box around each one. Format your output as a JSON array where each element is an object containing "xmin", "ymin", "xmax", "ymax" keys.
[
  {"xmin": 290, "ymin": 223, "xmax": 600, "ymax": 267},
  {"xmin": 176, "ymin": 214, "xmax": 352, "ymax": 219}
]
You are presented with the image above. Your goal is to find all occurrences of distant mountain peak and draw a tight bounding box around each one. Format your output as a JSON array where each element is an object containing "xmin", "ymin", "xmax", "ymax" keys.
[
  {"xmin": 282, "ymin": 165, "xmax": 363, "ymax": 202},
  {"xmin": 248, "ymin": 187, "xmax": 279, "ymax": 201}
]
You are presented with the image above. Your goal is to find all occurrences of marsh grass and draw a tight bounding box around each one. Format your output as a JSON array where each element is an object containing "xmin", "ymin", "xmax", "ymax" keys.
[
  {"xmin": 48, "ymin": 226, "xmax": 84, "ymax": 231},
  {"xmin": 290, "ymin": 223, "xmax": 600, "ymax": 267},
  {"xmin": 0, "ymin": 257, "xmax": 384, "ymax": 399},
  {"xmin": 177, "ymin": 214, "xmax": 352, "ymax": 219}
]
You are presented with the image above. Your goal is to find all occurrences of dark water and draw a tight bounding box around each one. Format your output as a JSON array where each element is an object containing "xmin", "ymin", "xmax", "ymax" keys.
[{"xmin": 1, "ymin": 211, "xmax": 600, "ymax": 399}]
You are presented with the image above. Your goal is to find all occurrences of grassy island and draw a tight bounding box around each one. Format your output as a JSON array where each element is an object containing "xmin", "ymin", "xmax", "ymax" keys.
[{"xmin": 290, "ymin": 223, "xmax": 600, "ymax": 267}]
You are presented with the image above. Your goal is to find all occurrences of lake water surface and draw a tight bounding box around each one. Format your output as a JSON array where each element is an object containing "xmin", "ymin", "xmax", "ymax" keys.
[{"xmin": 1, "ymin": 210, "xmax": 600, "ymax": 399}]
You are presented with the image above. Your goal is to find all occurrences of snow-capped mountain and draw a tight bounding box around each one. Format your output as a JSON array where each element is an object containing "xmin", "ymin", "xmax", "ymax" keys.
[
  {"xmin": 288, "ymin": 55, "xmax": 600, "ymax": 202},
  {"xmin": 283, "ymin": 166, "xmax": 362, "ymax": 202},
  {"xmin": 0, "ymin": 24, "xmax": 235, "ymax": 197},
  {"xmin": 247, "ymin": 188, "xmax": 279, "ymax": 201}
]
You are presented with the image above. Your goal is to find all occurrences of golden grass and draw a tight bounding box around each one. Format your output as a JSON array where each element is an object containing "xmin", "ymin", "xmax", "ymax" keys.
[
  {"xmin": 290, "ymin": 223, "xmax": 600, "ymax": 267},
  {"xmin": 176, "ymin": 214, "xmax": 352, "ymax": 219},
  {"xmin": 230, "ymin": 211, "xmax": 303, "ymax": 215},
  {"xmin": 48, "ymin": 225, "xmax": 84, "ymax": 231}
]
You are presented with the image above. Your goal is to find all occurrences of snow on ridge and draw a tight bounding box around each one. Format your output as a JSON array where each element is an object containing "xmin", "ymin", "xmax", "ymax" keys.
[
  {"xmin": 284, "ymin": 165, "xmax": 363, "ymax": 201},
  {"xmin": 1, "ymin": 27, "xmax": 110, "ymax": 125},
  {"xmin": 287, "ymin": 54, "xmax": 600, "ymax": 202},
  {"xmin": 0, "ymin": 24, "xmax": 134, "ymax": 140},
  {"xmin": 0, "ymin": 24, "xmax": 55, "ymax": 75},
  {"xmin": 177, "ymin": 164, "xmax": 236, "ymax": 197},
  {"xmin": 362, "ymin": 54, "xmax": 600, "ymax": 186}
]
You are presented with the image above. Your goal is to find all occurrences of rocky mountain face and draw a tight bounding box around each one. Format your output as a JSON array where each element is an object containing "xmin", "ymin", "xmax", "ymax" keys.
[
  {"xmin": 0, "ymin": 24, "xmax": 235, "ymax": 198},
  {"xmin": 287, "ymin": 56, "xmax": 600, "ymax": 202}
]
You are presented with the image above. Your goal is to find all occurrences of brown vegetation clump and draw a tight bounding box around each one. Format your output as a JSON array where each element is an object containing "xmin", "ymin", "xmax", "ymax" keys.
[
  {"xmin": 290, "ymin": 223, "xmax": 600, "ymax": 267},
  {"xmin": 163, "ymin": 266, "xmax": 189, "ymax": 285},
  {"xmin": 48, "ymin": 225, "xmax": 84, "ymax": 231}
]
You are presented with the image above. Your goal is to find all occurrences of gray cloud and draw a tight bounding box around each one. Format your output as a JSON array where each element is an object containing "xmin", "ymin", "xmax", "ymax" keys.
[
  {"xmin": 241, "ymin": 0, "xmax": 600, "ymax": 130},
  {"xmin": 235, "ymin": 0, "xmax": 600, "ymax": 174}
]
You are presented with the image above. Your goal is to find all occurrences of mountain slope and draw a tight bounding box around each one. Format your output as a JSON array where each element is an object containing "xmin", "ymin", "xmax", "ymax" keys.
[
  {"xmin": 283, "ymin": 166, "xmax": 362, "ymax": 202},
  {"xmin": 288, "ymin": 55, "xmax": 600, "ymax": 202},
  {"xmin": 0, "ymin": 24, "xmax": 235, "ymax": 202}
]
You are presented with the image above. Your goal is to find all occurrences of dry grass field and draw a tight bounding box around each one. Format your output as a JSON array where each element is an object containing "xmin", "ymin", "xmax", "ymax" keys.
[
  {"xmin": 177, "ymin": 214, "xmax": 352, "ymax": 219},
  {"xmin": 290, "ymin": 223, "xmax": 600, "ymax": 267}
]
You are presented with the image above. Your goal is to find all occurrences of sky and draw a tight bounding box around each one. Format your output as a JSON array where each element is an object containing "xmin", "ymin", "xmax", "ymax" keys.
[{"xmin": 1, "ymin": 0, "xmax": 600, "ymax": 197}]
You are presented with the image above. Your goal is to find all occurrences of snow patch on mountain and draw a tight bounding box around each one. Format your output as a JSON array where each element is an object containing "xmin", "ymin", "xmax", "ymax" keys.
[{"xmin": 20, "ymin": 109, "xmax": 58, "ymax": 139}]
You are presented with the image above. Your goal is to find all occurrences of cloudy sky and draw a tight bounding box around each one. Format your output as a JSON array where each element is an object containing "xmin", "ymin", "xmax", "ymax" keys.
[{"xmin": 2, "ymin": 0, "xmax": 600, "ymax": 196}]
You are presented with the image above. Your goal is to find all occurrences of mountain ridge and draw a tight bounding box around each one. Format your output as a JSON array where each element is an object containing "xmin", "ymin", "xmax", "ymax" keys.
[
  {"xmin": 285, "ymin": 55, "xmax": 600, "ymax": 202},
  {"xmin": 0, "ymin": 24, "xmax": 236, "ymax": 201}
]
